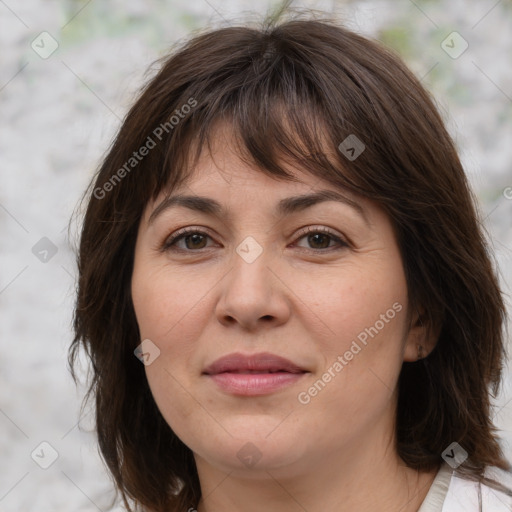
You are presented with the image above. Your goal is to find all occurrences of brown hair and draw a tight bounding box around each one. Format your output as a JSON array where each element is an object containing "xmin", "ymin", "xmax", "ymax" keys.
[{"xmin": 69, "ymin": 7, "xmax": 512, "ymax": 512}]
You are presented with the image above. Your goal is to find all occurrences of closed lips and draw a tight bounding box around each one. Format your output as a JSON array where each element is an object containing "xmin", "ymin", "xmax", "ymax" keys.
[
  {"xmin": 203, "ymin": 353, "xmax": 308, "ymax": 375},
  {"xmin": 219, "ymin": 369, "xmax": 297, "ymax": 374}
]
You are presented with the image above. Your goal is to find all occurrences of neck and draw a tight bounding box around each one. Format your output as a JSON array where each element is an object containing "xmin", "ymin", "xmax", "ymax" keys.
[{"xmin": 194, "ymin": 429, "xmax": 439, "ymax": 512}]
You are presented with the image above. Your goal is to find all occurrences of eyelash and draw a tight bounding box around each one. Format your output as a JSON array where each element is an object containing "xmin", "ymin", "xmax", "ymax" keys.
[{"xmin": 161, "ymin": 226, "xmax": 349, "ymax": 254}]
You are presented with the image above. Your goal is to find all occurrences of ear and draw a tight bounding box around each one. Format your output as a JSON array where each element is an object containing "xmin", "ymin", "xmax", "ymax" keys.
[{"xmin": 403, "ymin": 307, "xmax": 440, "ymax": 362}]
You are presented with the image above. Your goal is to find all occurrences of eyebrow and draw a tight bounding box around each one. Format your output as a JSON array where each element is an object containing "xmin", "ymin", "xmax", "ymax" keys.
[{"xmin": 148, "ymin": 190, "xmax": 370, "ymax": 227}]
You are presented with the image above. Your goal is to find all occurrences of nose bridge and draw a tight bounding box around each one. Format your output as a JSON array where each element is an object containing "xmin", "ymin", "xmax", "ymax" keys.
[
  {"xmin": 228, "ymin": 234, "xmax": 272, "ymax": 298},
  {"xmin": 235, "ymin": 235, "xmax": 266, "ymax": 266},
  {"xmin": 216, "ymin": 234, "xmax": 289, "ymax": 329}
]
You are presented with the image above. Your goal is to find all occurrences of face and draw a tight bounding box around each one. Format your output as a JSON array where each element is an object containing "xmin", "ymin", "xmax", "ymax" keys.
[{"xmin": 131, "ymin": 127, "xmax": 426, "ymax": 479}]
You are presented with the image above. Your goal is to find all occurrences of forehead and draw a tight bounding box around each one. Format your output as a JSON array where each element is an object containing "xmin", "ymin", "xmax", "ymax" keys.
[
  {"xmin": 151, "ymin": 149, "xmax": 355, "ymax": 222},
  {"xmin": 161, "ymin": 119, "xmax": 338, "ymax": 197},
  {"xmin": 142, "ymin": 118, "xmax": 379, "ymax": 228},
  {"xmin": 180, "ymin": 149, "xmax": 308, "ymax": 193},
  {"xmin": 144, "ymin": 140, "xmax": 377, "ymax": 233}
]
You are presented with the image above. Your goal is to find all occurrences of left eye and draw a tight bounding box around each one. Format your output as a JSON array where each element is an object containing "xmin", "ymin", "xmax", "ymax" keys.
[
  {"xmin": 294, "ymin": 228, "xmax": 348, "ymax": 251},
  {"xmin": 162, "ymin": 227, "xmax": 348, "ymax": 253}
]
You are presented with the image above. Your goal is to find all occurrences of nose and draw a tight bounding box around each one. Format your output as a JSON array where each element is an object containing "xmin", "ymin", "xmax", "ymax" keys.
[{"xmin": 215, "ymin": 243, "xmax": 291, "ymax": 332}]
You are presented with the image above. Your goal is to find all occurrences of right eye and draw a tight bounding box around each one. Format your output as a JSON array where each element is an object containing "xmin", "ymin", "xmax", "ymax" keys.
[{"xmin": 162, "ymin": 228, "xmax": 217, "ymax": 252}]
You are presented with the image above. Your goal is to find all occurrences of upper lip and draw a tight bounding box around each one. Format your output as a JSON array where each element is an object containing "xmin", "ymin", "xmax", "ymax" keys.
[{"xmin": 203, "ymin": 352, "xmax": 307, "ymax": 375}]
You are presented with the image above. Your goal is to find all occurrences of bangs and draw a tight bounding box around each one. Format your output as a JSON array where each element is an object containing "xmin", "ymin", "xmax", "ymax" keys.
[
  {"xmin": 73, "ymin": 18, "xmax": 511, "ymax": 511},
  {"xmin": 96, "ymin": 21, "xmax": 443, "ymax": 227},
  {"xmin": 149, "ymin": 31, "xmax": 374, "ymax": 203}
]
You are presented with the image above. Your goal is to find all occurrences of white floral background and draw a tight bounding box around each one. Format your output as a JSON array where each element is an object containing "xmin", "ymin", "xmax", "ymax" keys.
[{"xmin": 1, "ymin": 0, "xmax": 511, "ymax": 510}]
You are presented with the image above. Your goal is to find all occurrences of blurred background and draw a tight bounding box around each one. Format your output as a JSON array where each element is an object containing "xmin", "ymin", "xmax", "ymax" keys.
[{"xmin": 1, "ymin": 0, "xmax": 511, "ymax": 510}]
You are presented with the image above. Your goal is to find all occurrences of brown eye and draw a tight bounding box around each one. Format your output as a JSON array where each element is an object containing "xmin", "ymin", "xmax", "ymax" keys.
[
  {"xmin": 182, "ymin": 233, "xmax": 208, "ymax": 250},
  {"xmin": 306, "ymin": 233, "xmax": 331, "ymax": 249},
  {"xmin": 162, "ymin": 226, "xmax": 348, "ymax": 254},
  {"xmin": 162, "ymin": 229, "xmax": 214, "ymax": 252},
  {"xmin": 294, "ymin": 227, "xmax": 349, "ymax": 252}
]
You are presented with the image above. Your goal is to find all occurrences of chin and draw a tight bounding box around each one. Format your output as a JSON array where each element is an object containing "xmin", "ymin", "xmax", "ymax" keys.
[{"xmin": 189, "ymin": 418, "xmax": 309, "ymax": 475}]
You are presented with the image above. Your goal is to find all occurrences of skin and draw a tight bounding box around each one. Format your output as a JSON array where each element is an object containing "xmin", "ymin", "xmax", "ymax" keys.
[{"xmin": 131, "ymin": 125, "xmax": 439, "ymax": 512}]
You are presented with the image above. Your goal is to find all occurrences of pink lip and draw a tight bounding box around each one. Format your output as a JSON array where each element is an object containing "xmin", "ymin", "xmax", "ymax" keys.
[{"xmin": 203, "ymin": 352, "xmax": 308, "ymax": 396}]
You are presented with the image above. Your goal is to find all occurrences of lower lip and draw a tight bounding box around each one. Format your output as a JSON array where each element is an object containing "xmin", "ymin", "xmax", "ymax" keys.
[{"xmin": 207, "ymin": 372, "xmax": 306, "ymax": 396}]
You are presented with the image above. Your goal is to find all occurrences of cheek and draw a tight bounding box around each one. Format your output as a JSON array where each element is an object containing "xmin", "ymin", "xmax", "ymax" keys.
[
  {"xmin": 294, "ymin": 261, "xmax": 409, "ymax": 416},
  {"xmin": 298, "ymin": 259, "xmax": 408, "ymax": 355},
  {"xmin": 131, "ymin": 265, "xmax": 211, "ymax": 441},
  {"xmin": 131, "ymin": 261, "xmax": 211, "ymax": 348}
]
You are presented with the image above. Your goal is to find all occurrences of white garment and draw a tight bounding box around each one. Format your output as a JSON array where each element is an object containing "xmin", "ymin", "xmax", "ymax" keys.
[{"xmin": 418, "ymin": 462, "xmax": 512, "ymax": 512}]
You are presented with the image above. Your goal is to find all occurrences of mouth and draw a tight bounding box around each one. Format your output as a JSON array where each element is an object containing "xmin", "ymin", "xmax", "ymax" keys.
[
  {"xmin": 215, "ymin": 369, "xmax": 296, "ymax": 374},
  {"xmin": 203, "ymin": 352, "xmax": 308, "ymax": 396}
]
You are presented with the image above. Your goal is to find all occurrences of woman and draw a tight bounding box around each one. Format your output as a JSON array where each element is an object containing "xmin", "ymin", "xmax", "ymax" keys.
[{"xmin": 69, "ymin": 8, "xmax": 512, "ymax": 512}]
